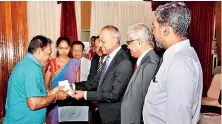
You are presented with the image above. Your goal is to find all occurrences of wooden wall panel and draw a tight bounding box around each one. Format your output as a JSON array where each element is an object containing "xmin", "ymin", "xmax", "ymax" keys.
[
  {"xmin": 0, "ymin": 1, "xmax": 28, "ymax": 118},
  {"xmin": 81, "ymin": 1, "xmax": 91, "ymax": 31},
  {"xmin": 11, "ymin": 2, "xmax": 28, "ymax": 67},
  {"xmin": 0, "ymin": 1, "xmax": 12, "ymax": 118}
]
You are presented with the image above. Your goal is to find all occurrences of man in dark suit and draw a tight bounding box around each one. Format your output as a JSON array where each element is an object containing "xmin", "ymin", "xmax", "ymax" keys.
[
  {"xmin": 68, "ymin": 36, "xmax": 105, "ymax": 124},
  {"xmin": 85, "ymin": 36, "xmax": 106, "ymax": 124},
  {"xmin": 83, "ymin": 36, "xmax": 107, "ymax": 90},
  {"xmin": 121, "ymin": 23, "xmax": 159, "ymax": 124},
  {"xmin": 71, "ymin": 25, "xmax": 134, "ymax": 124}
]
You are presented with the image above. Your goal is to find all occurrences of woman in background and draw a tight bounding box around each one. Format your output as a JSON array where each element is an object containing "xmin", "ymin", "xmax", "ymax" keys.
[
  {"xmin": 44, "ymin": 37, "xmax": 80, "ymax": 124},
  {"xmin": 87, "ymin": 36, "xmax": 96, "ymax": 60}
]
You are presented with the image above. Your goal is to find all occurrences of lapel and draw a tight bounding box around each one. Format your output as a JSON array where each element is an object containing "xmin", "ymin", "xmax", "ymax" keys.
[
  {"xmin": 91, "ymin": 55, "xmax": 100, "ymax": 75},
  {"xmin": 123, "ymin": 65, "xmax": 142, "ymax": 98},
  {"xmin": 100, "ymin": 48, "xmax": 123, "ymax": 85},
  {"xmin": 123, "ymin": 49, "xmax": 153, "ymax": 99},
  {"xmin": 94, "ymin": 55, "xmax": 100, "ymax": 69}
]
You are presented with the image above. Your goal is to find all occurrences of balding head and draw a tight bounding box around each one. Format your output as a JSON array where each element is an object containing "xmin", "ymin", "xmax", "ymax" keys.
[
  {"xmin": 101, "ymin": 25, "xmax": 121, "ymax": 44},
  {"xmin": 99, "ymin": 25, "xmax": 121, "ymax": 55}
]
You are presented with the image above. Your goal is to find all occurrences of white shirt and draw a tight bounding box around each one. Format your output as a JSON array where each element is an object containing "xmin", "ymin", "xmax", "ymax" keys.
[
  {"xmin": 143, "ymin": 39, "xmax": 203, "ymax": 124},
  {"xmin": 80, "ymin": 57, "xmax": 91, "ymax": 81},
  {"xmin": 136, "ymin": 48, "xmax": 153, "ymax": 66},
  {"xmin": 84, "ymin": 46, "xmax": 121, "ymax": 99},
  {"xmin": 107, "ymin": 46, "xmax": 121, "ymax": 66}
]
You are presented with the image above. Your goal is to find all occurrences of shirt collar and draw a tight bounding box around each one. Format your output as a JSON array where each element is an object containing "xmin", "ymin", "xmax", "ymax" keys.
[
  {"xmin": 136, "ymin": 48, "xmax": 153, "ymax": 66},
  {"xmin": 80, "ymin": 57, "xmax": 87, "ymax": 61},
  {"xmin": 108, "ymin": 46, "xmax": 121, "ymax": 58},
  {"xmin": 163, "ymin": 39, "xmax": 191, "ymax": 62},
  {"xmin": 26, "ymin": 53, "xmax": 42, "ymax": 67}
]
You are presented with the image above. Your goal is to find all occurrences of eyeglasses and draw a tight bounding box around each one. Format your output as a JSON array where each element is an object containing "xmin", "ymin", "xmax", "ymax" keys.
[{"xmin": 126, "ymin": 39, "xmax": 137, "ymax": 45}]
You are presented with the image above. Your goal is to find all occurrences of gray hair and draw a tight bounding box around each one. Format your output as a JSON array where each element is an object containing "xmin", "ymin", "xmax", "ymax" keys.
[
  {"xmin": 155, "ymin": 2, "xmax": 191, "ymax": 37},
  {"xmin": 127, "ymin": 23, "xmax": 154, "ymax": 47},
  {"xmin": 101, "ymin": 25, "xmax": 121, "ymax": 43}
]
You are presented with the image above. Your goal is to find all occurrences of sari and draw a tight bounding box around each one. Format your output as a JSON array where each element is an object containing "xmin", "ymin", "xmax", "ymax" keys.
[{"xmin": 47, "ymin": 58, "xmax": 80, "ymax": 124}]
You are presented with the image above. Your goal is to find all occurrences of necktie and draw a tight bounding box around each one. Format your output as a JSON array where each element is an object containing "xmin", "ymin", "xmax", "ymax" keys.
[
  {"xmin": 134, "ymin": 64, "xmax": 139, "ymax": 72},
  {"xmin": 98, "ymin": 55, "xmax": 111, "ymax": 90},
  {"xmin": 97, "ymin": 56, "xmax": 104, "ymax": 74}
]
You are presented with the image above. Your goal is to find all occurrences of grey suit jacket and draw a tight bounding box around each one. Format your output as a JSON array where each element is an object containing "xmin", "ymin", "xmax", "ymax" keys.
[{"xmin": 121, "ymin": 49, "xmax": 159, "ymax": 124}]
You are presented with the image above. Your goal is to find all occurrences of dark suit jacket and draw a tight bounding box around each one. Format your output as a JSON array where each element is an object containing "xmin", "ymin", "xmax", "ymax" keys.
[
  {"xmin": 75, "ymin": 55, "xmax": 100, "ymax": 91},
  {"xmin": 76, "ymin": 48, "xmax": 133, "ymax": 124},
  {"xmin": 88, "ymin": 55, "xmax": 100, "ymax": 80},
  {"xmin": 121, "ymin": 49, "xmax": 159, "ymax": 124},
  {"xmin": 85, "ymin": 55, "xmax": 100, "ymax": 90}
]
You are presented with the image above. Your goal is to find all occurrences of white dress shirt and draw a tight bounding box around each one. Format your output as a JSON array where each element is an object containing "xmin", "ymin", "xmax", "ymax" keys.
[
  {"xmin": 80, "ymin": 57, "xmax": 91, "ymax": 81},
  {"xmin": 84, "ymin": 46, "xmax": 121, "ymax": 99},
  {"xmin": 143, "ymin": 39, "xmax": 203, "ymax": 124},
  {"xmin": 106, "ymin": 46, "xmax": 121, "ymax": 66}
]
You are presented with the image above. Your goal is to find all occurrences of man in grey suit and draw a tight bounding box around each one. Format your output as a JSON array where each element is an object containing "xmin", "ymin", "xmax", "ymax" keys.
[
  {"xmin": 121, "ymin": 23, "xmax": 159, "ymax": 124},
  {"xmin": 71, "ymin": 25, "xmax": 134, "ymax": 124}
]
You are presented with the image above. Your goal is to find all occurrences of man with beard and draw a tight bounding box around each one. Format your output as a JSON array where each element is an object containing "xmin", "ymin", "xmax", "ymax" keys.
[{"xmin": 143, "ymin": 2, "xmax": 203, "ymax": 124}]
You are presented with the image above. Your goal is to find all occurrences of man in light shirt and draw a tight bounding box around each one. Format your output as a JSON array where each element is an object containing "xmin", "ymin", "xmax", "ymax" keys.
[
  {"xmin": 71, "ymin": 41, "xmax": 91, "ymax": 81},
  {"xmin": 71, "ymin": 25, "xmax": 133, "ymax": 124},
  {"xmin": 121, "ymin": 23, "xmax": 159, "ymax": 124},
  {"xmin": 143, "ymin": 2, "xmax": 203, "ymax": 124}
]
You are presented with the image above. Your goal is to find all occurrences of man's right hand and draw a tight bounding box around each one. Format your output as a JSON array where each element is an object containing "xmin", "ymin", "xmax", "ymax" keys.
[{"xmin": 56, "ymin": 90, "xmax": 68, "ymax": 100}]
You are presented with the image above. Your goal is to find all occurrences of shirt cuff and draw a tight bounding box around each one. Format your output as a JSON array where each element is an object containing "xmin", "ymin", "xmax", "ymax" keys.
[
  {"xmin": 84, "ymin": 91, "xmax": 87, "ymax": 100},
  {"xmin": 72, "ymin": 84, "xmax": 75, "ymax": 90}
]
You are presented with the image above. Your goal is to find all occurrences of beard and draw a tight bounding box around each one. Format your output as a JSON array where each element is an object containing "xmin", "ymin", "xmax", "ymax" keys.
[
  {"xmin": 155, "ymin": 35, "xmax": 164, "ymax": 48},
  {"xmin": 155, "ymin": 39, "xmax": 162, "ymax": 48}
]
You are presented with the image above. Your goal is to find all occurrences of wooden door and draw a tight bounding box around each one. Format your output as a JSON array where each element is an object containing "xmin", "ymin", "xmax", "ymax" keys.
[{"xmin": 0, "ymin": 1, "xmax": 28, "ymax": 118}]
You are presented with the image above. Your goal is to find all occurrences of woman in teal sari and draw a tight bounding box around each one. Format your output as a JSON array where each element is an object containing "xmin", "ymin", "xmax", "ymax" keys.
[{"xmin": 44, "ymin": 37, "xmax": 80, "ymax": 124}]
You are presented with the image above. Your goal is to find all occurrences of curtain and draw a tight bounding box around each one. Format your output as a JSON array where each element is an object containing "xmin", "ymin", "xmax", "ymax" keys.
[
  {"xmin": 215, "ymin": 2, "xmax": 221, "ymax": 65},
  {"xmin": 188, "ymin": 2, "xmax": 215, "ymax": 88},
  {"xmin": 60, "ymin": 1, "xmax": 78, "ymax": 43},
  {"xmin": 0, "ymin": 1, "xmax": 28, "ymax": 118},
  {"xmin": 90, "ymin": 1, "xmax": 155, "ymax": 45},
  {"xmin": 75, "ymin": 1, "xmax": 81, "ymax": 40},
  {"xmin": 27, "ymin": 1, "xmax": 81, "ymax": 57},
  {"xmin": 151, "ymin": 1, "xmax": 168, "ymax": 11},
  {"xmin": 151, "ymin": 1, "xmax": 215, "ymax": 88},
  {"xmin": 27, "ymin": 1, "xmax": 61, "ymax": 57}
]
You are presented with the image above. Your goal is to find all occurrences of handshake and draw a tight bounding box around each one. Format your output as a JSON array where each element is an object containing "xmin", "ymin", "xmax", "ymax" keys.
[{"xmin": 49, "ymin": 80, "xmax": 85, "ymax": 101}]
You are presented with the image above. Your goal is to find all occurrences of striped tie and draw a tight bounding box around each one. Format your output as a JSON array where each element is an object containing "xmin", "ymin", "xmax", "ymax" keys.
[
  {"xmin": 98, "ymin": 55, "xmax": 110, "ymax": 90},
  {"xmin": 97, "ymin": 56, "xmax": 104, "ymax": 74}
]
